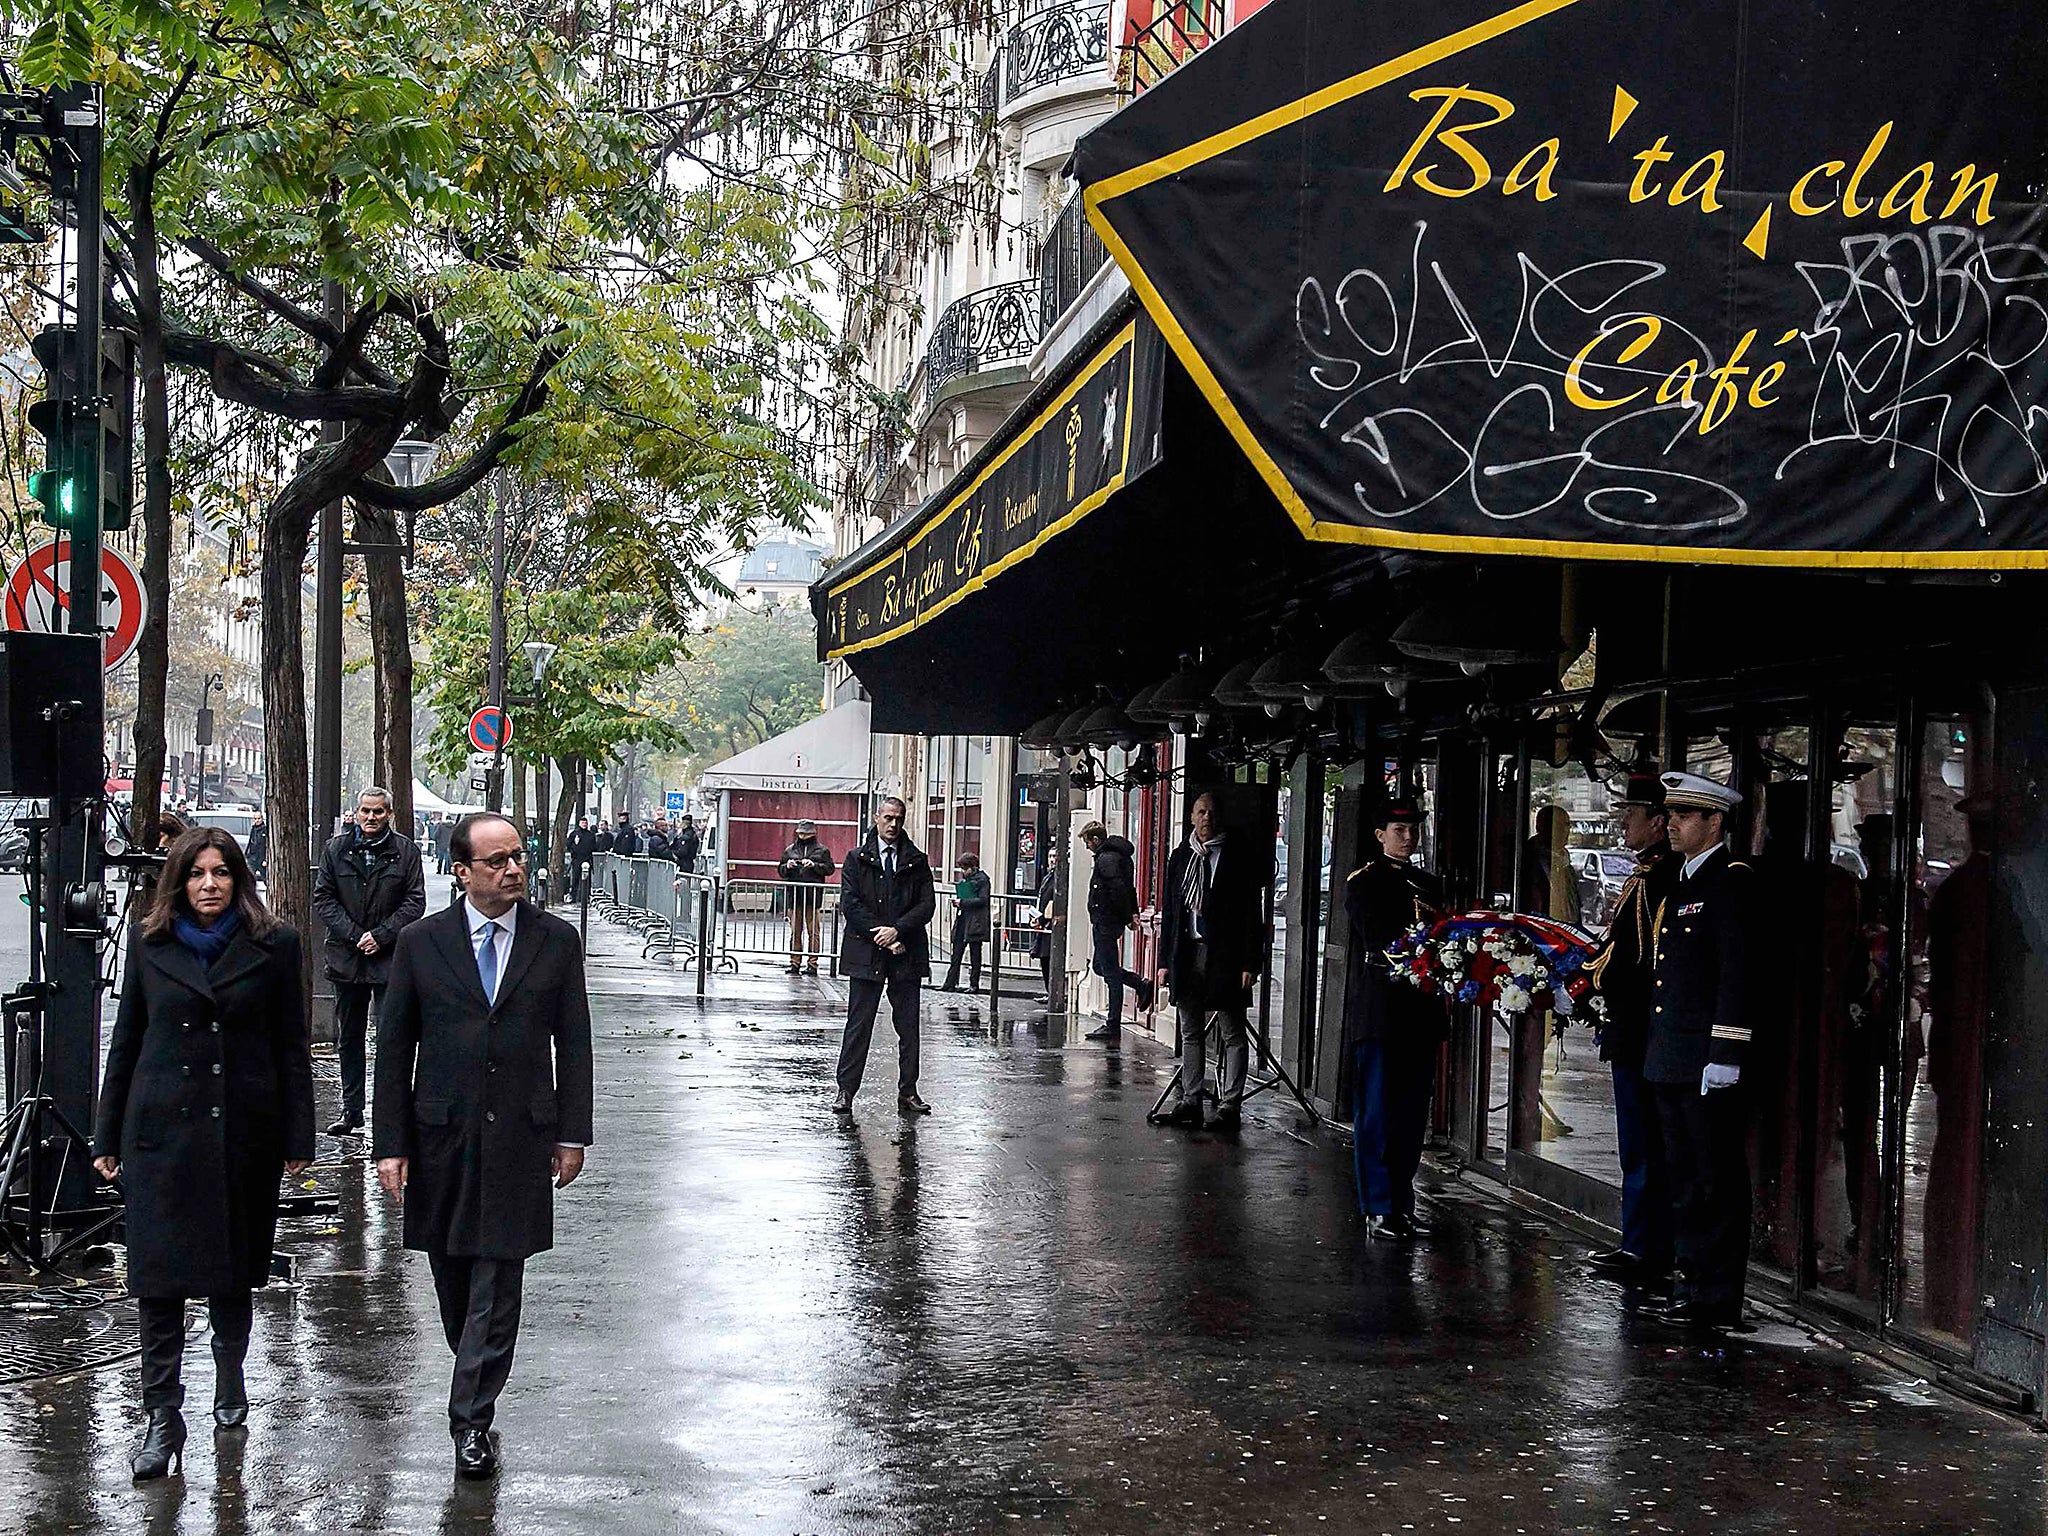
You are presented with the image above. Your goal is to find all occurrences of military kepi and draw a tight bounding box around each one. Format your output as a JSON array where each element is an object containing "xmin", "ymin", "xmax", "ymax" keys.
[
  {"xmin": 1621, "ymin": 770, "xmax": 1665, "ymax": 809},
  {"xmin": 1376, "ymin": 801, "xmax": 1424, "ymax": 827},
  {"xmin": 1659, "ymin": 772, "xmax": 1741, "ymax": 812}
]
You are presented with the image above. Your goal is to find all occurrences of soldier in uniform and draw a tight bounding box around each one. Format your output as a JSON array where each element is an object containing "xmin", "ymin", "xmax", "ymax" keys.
[
  {"xmin": 1586, "ymin": 771, "xmax": 1679, "ymax": 1286},
  {"xmin": 1640, "ymin": 771, "xmax": 1759, "ymax": 1335},
  {"xmin": 1341, "ymin": 803, "xmax": 1449, "ymax": 1241}
]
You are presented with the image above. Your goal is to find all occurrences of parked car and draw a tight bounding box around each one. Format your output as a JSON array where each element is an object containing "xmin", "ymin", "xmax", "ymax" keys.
[{"xmin": 186, "ymin": 808, "xmax": 258, "ymax": 844}]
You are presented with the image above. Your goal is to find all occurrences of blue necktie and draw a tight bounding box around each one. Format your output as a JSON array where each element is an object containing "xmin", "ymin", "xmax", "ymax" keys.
[{"xmin": 477, "ymin": 919, "xmax": 500, "ymax": 1003}]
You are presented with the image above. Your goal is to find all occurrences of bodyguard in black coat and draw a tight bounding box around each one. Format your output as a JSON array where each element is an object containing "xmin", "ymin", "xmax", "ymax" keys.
[
  {"xmin": 373, "ymin": 812, "xmax": 595, "ymax": 1478},
  {"xmin": 1154, "ymin": 791, "xmax": 1266, "ymax": 1132},
  {"xmin": 1341, "ymin": 803, "xmax": 1448, "ymax": 1240},
  {"xmin": 312, "ymin": 788, "xmax": 427, "ymax": 1137},
  {"xmin": 1641, "ymin": 773, "xmax": 1763, "ymax": 1335},
  {"xmin": 94, "ymin": 828, "xmax": 314, "ymax": 1477},
  {"xmin": 833, "ymin": 799, "xmax": 936, "ymax": 1115}
]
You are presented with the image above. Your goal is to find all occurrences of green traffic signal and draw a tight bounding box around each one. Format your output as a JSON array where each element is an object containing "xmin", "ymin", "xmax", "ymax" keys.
[{"xmin": 28, "ymin": 467, "xmax": 74, "ymax": 527}]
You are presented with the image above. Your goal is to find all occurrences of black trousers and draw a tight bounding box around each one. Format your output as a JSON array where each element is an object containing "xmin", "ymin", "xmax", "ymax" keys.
[
  {"xmin": 138, "ymin": 1291, "xmax": 253, "ymax": 1412},
  {"xmin": 943, "ymin": 913, "xmax": 982, "ymax": 991},
  {"xmin": 334, "ymin": 980, "xmax": 384, "ymax": 1124},
  {"xmin": 1652, "ymin": 1080, "xmax": 1752, "ymax": 1318},
  {"xmin": 1091, "ymin": 926, "xmax": 1147, "ymax": 1028},
  {"xmin": 428, "ymin": 1252, "xmax": 525, "ymax": 1436},
  {"xmin": 838, "ymin": 975, "xmax": 921, "ymax": 1099}
]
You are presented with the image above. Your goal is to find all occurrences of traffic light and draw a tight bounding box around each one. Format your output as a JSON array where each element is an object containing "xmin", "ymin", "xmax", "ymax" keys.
[{"xmin": 27, "ymin": 323, "xmax": 134, "ymax": 533}]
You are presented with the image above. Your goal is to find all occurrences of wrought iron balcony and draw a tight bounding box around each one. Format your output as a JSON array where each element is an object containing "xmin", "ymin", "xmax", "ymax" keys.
[
  {"xmin": 1038, "ymin": 195, "xmax": 1111, "ymax": 333},
  {"xmin": 925, "ymin": 280, "xmax": 1042, "ymax": 405},
  {"xmin": 979, "ymin": 53, "xmax": 1003, "ymax": 116},
  {"xmin": 1006, "ymin": 0, "xmax": 1112, "ymax": 103},
  {"xmin": 1121, "ymin": 0, "xmax": 1223, "ymax": 94}
]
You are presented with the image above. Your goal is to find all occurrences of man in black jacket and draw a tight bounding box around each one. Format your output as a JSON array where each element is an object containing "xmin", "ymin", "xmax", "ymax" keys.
[
  {"xmin": 245, "ymin": 811, "xmax": 269, "ymax": 881},
  {"xmin": 1154, "ymin": 792, "xmax": 1264, "ymax": 1132},
  {"xmin": 1341, "ymin": 802, "xmax": 1448, "ymax": 1240},
  {"xmin": 565, "ymin": 818, "xmax": 597, "ymax": 905},
  {"xmin": 674, "ymin": 814, "xmax": 701, "ymax": 874},
  {"xmin": 1081, "ymin": 820, "xmax": 1154, "ymax": 1043},
  {"xmin": 1586, "ymin": 771, "xmax": 1680, "ymax": 1285},
  {"xmin": 779, "ymin": 818, "xmax": 836, "ymax": 974},
  {"xmin": 373, "ymin": 812, "xmax": 594, "ymax": 1478},
  {"xmin": 1641, "ymin": 772, "xmax": 1760, "ymax": 1336},
  {"xmin": 833, "ymin": 797, "xmax": 935, "ymax": 1117},
  {"xmin": 312, "ymin": 786, "xmax": 427, "ymax": 1138}
]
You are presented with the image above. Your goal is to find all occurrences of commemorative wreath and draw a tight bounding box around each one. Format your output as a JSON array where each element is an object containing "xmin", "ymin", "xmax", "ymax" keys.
[{"xmin": 1384, "ymin": 912, "xmax": 1606, "ymax": 1034}]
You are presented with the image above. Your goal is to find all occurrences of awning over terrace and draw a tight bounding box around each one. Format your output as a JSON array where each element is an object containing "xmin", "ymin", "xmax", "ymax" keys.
[{"xmin": 1073, "ymin": 0, "xmax": 2048, "ymax": 568}]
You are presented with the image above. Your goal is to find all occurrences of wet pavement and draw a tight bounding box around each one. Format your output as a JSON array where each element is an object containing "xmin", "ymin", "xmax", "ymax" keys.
[{"xmin": 4, "ymin": 915, "xmax": 2046, "ymax": 1534}]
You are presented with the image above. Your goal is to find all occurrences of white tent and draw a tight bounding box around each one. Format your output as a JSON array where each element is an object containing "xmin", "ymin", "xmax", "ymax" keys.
[
  {"xmin": 698, "ymin": 701, "xmax": 871, "ymax": 795},
  {"xmin": 412, "ymin": 779, "xmax": 477, "ymax": 815}
]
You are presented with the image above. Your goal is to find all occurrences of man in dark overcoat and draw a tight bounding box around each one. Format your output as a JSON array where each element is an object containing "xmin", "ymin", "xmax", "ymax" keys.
[
  {"xmin": 833, "ymin": 796, "xmax": 935, "ymax": 1116},
  {"xmin": 1154, "ymin": 791, "xmax": 1266, "ymax": 1133},
  {"xmin": 1342, "ymin": 802, "xmax": 1449, "ymax": 1240},
  {"xmin": 565, "ymin": 817, "xmax": 597, "ymax": 904},
  {"xmin": 372, "ymin": 812, "xmax": 595, "ymax": 1478},
  {"xmin": 674, "ymin": 814, "xmax": 702, "ymax": 874},
  {"xmin": 1640, "ymin": 772, "xmax": 1760, "ymax": 1337},
  {"xmin": 312, "ymin": 786, "xmax": 427, "ymax": 1137},
  {"xmin": 1586, "ymin": 771, "xmax": 1680, "ymax": 1285}
]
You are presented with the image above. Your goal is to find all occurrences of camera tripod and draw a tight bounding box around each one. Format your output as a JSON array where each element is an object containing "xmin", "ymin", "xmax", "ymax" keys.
[
  {"xmin": 1, "ymin": 818, "xmax": 124, "ymax": 1271},
  {"xmin": 1145, "ymin": 1005, "xmax": 1322, "ymax": 1127}
]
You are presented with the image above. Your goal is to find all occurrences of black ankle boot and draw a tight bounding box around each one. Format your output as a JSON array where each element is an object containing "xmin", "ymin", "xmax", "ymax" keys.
[
  {"xmin": 131, "ymin": 1407, "xmax": 187, "ymax": 1480},
  {"xmin": 213, "ymin": 1358, "xmax": 248, "ymax": 1428}
]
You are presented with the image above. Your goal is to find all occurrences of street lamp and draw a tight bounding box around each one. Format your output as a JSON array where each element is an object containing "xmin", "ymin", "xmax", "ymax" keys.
[
  {"xmin": 194, "ymin": 671, "xmax": 223, "ymax": 810},
  {"xmin": 383, "ymin": 439, "xmax": 438, "ymax": 487},
  {"xmin": 522, "ymin": 641, "xmax": 557, "ymax": 682}
]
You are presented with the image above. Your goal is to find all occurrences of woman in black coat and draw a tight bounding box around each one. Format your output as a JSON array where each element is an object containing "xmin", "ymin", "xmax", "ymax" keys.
[{"xmin": 93, "ymin": 827, "xmax": 315, "ymax": 1480}]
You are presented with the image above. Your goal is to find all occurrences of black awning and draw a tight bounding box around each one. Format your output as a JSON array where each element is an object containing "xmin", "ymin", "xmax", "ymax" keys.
[
  {"xmin": 1075, "ymin": 0, "xmax": 2048, "ymax": 569},
  {"xmin": 812, "ymin": 302, "xmax": 1337, "ymax": 735}
]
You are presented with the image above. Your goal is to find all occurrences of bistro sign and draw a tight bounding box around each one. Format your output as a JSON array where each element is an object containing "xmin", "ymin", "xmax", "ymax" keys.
[
  {"xmin": 1076, "ymin": 0, "xmax": 2048, "ymax": 566},
  {"xmin": 823, "ymin": 316, "xmax": 1166, "ymax": 657}
]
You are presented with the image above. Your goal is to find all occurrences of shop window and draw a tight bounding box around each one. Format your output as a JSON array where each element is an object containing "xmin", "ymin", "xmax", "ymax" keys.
[
  {"xmin": 1520, "ymin": 752, "xmax": 1622, "ymax": 1183},
  {"xmin": 1896, "ymin": 709, "xmax": 1991, "ymax": 1348},
  {"xmin": 1810, "ymin": 718, "xmax": 1902, "ymax": 1312}
]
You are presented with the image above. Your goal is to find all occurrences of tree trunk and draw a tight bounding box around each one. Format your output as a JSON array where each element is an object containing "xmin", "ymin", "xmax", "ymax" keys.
[
  {"xmin": 620, "ymin": 738, "xmax": 639, "ymax": 821},
  {"xmin": 126, "ymin": 166, "xmax": 172, "ymax": 850},
  {"xmin": 355, "ymin": 500, "xmax": 413, "ymax": 831},
  {"xmin": 551, "ymin": 754, "xmax": 579, "ymax": 895},
  {"xmin": 262, "ymin": 501, "xmax": 316, "ymax": 1015}
]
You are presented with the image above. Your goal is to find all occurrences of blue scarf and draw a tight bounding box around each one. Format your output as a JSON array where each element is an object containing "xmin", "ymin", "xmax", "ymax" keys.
[{"xmin": 172, "ymin": 905, "xmax": 242, "ymax": 969}]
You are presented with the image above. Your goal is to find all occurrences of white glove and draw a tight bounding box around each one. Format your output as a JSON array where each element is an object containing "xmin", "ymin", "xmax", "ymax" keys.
[{"xmin": 1701, "ymin": 1063, "xmax": 1741, "ymax": 1094}]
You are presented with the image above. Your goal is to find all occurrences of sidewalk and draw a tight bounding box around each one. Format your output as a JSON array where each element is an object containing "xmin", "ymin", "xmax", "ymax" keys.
[{"xmin": 2, "ymin": 914, "xmax": 2042, "ymax": 1535}]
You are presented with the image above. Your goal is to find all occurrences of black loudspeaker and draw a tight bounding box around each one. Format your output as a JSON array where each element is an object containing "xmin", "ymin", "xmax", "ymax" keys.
[{"xmin": 0, "ymin": 630, "xmax": 102, "ymax": 797}]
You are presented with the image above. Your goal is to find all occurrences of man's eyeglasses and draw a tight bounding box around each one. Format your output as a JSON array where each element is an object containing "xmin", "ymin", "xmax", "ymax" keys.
[{"xmin": 464, "ymin": 849, "xmax": 528, "ymax": 871}]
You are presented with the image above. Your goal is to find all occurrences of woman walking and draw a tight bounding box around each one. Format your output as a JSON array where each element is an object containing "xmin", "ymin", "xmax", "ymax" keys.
[{"xmin": 93, "ymin": 827, "xmax": 315, "ymax": 1481}]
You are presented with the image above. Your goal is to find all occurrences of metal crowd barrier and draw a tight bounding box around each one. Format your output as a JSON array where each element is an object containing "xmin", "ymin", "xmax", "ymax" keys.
[
  {"xmin": 583, "ymin": 854, "xmax": 726, "ymax": 985},
  {"xmin": 931, "ymin": 888, "xmax": 1045, "ymax": 1001},
  {"xmin": 720, "ymin": 877, "xmax": 838, "ymax": 972}
]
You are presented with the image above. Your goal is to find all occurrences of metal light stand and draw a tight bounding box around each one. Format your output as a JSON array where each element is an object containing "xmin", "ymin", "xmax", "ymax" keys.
[{"xmin": 1145, "ymin": 1006, "xmax": 1323, "ymax": 1128}]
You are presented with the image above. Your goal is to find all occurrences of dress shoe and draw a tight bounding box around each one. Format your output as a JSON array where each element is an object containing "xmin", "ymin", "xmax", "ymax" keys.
[
  {"xmin": 454, "ymin": 1428, "xmax": 498, "ymax": 1479},
  {"xmin": 786, "ymin": 964, "xmax": 803, "ymax": 974},
  {"xmin": 1398, "ymin": 1212, "xmax": 1433, "ymax": 1238},
  {"xmin": 831, "ymin": 1091, "xmax": 854, "ymax": 1116},
  {"xmin": 213, "ymin": 1361, "xmax": 249, "ymax": 1428},
  {"xmin": 130, "ymin": 1407, "xmax": 186, "ymax": 1481},
  {"xmin": 898, "ymin": 1091, "xmax": 932, "ymax": 1115},
  {"xmin": 326, "ymin": 1117, "xmax": 362, "ymax": 1137},
  {"xmin": 1364, "ymin": 1215, "xmax": 1405, "ymax": 1241},
  {"xmin": 1585, "ymin": 1246, "xmax": 1638, "ymax": 1275},
  {"xmin": 804, "ymin": 964, "xmax": 818, "ymax": 976},
  {"xmin": 1084, "ymin": 1023, "xmax": 1121, "ymax": 1042},
  {"xmin": 1162, "ymin": 1098, "xmax": 1204, "ymax": 1129},
  {"xmin": 1206, "ymin": 1102, "xmax": 1241, "ymax": 1134}
]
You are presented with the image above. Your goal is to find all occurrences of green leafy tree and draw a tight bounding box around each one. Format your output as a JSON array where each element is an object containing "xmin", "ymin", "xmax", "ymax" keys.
[
  {"xmin": 672, "ymin": 604, "xmax": 826, "ymax": 767},
  {"xmin": 418, "ymin": 583, "xmax": 686, "ymax": 883}
]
